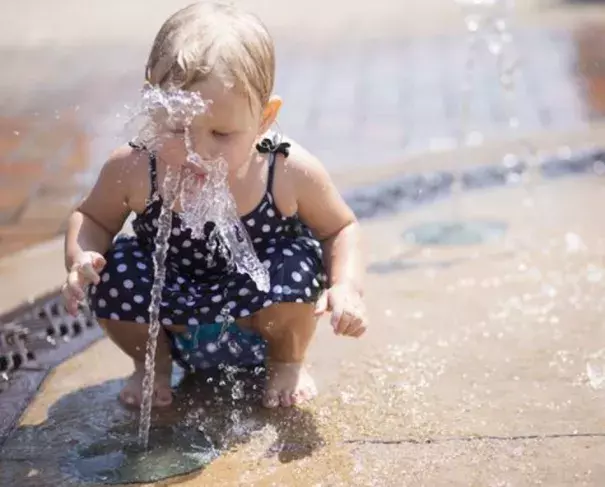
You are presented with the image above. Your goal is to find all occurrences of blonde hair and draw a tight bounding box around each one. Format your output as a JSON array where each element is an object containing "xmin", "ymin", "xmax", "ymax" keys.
[{"xmin": 145, "ymin": 1, "xmax": 275, "ymax": 106}]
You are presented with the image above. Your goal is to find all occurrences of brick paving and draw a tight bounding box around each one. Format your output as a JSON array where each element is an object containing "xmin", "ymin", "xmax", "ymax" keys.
[
  {"xmin": 2, "ymin": 5, "xmax": 605, "ymax": 258},
  {"xmin": 0, "ymin": 114, "xmax": 90, "ymax": 258}
]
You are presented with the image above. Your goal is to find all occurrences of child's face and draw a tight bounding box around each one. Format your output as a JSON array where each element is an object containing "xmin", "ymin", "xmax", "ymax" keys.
[{"xmin": 155, "ymin": 76, "xmax": 278, "ymax": 175}]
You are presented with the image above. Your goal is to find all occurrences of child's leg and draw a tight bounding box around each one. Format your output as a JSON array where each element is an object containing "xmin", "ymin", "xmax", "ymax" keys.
[
  {"xmin": 98, "ymin": 319, "xmax": 178, "ymax": 407},
  {"xmin": 245, "ymin": 303, "xmax": 318, "ymax": 408}
]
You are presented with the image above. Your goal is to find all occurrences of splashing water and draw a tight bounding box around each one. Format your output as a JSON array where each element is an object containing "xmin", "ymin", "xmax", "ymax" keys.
[
  {"xmin": 455, "ymin": 0, "xmax": 537, "ymax": 184},
  {"xmin": 456, "ymin": 0, "xmax": 524, "ymax": 145},
  {"xmin": 138, "ymin": 165, "xmax": 181, "ymax": 448},
  {"xmin": 454, "ymin": 0, "xmax": 544, "ymax": 246},
  {"xmin": 131, "ymin": 84, "xmax": 269, "ymax": 448},
  {"xmin": 586, "ymin": 349, "xmax": 605, "ymax": 390},
  {"xmin": 132, "ymin": 84, "xmax": 269, "ymax": 293},
  {"xmin": 178, "ymin": 145, "xmax": 270, "ymax": 292}
]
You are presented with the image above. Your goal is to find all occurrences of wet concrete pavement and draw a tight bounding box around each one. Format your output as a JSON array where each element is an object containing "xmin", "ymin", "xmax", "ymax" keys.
[{"xmin": 3, "ymin": 174, "xmax": 605, "ymax": 485}]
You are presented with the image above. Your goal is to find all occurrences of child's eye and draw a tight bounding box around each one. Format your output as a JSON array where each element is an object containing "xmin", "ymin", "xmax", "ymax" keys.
[{"xmin": 212, "ymin": 130, "xmax": 231, "ymax": 138}]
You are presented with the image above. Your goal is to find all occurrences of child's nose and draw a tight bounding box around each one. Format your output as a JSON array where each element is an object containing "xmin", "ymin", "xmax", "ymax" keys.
[{"xmin": 194, "ymin": 136, "xmax": 221, "ymax": 161}]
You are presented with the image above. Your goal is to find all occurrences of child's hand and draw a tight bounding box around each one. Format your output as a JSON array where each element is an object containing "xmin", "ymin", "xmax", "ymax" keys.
[
  {"xmin": 62, "ymin": 251, "xmax": 106, "ymax": 316},
  {"xmin": 314, "ymin": 283, "xmax": 367, "ymax": 337}
]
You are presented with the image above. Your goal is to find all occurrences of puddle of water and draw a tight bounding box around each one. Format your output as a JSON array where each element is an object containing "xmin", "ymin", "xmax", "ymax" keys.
[
  {"xmin": 66, "ymin": 425, "xmax": 218, "ymax": 485},
  {"xmin": 1, "ymin": 365, "xmax": 327, "ymax": 485}
]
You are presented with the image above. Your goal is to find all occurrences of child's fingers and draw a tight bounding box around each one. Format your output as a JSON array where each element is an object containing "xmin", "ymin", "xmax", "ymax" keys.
[
  {"xmin": 91, "ymin": 254, "xmax": 107, "ymax": 272},
  {"xmin": 350, "ymin": 326, "xmax": 367, "ymax": 338},
  {"xmin": 330, "ymin": 305, "xmax": 347, "ymax": 334},
  {"xmin": 333, "ymin": 307, "xmax": 368, "ymax": 336},
  {"xmin": 338, "ymin": 313, "xmax": 359, "ymax": 336},
  {"xmin": 65, "ymin": 298, "xmax": 80, "ymax": 317},
  {"xmin": 80, "ymin": 261, "xmax": 101, "ymax": 285},
  {"xmin": 66, "ymin": 272, "xmax": 86, "ymax": 300},
  {"xmin": 344, "ymin": 317, "xmax": 367, "ymax": 337},
  {"xmin": 61, "ymin": 283, "xmax": 80, "ymax": 316},
  {"xmin": 61, "ymin": 252, "xmax": 104, "ymax": 318}
]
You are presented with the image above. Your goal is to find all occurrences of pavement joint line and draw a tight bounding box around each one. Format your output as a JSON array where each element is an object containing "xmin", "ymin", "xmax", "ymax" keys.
[{"xmin": 344, "ymin": 432, "xmax": 605, "ymax": 446}]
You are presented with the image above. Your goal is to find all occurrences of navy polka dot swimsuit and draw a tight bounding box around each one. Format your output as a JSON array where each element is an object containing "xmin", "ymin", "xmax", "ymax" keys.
[{"xmin": 89, "ymin": 135, "xmax": 328, "ymax": 370}]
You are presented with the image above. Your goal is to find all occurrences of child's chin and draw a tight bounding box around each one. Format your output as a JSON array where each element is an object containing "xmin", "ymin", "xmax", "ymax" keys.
[
  {"xmin": 185, "ymin": 170, "xmax": 207, "ymax": 183},
  {"xmin": 182, "ymin": 161, "xmax": 207, "ymax": 176}
]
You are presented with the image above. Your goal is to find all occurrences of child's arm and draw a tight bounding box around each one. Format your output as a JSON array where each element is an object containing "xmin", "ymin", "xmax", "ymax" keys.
[
  {"xmin": 288, "ymin": 146, "xmax": 362, "ymax": 289},
  {"xmin": 287, "ymin": 145, "xmax": 366, "ymax": 336},
  {"xmin": 65, "ymin": 147, "xmax": 135, "ymax": 271}
]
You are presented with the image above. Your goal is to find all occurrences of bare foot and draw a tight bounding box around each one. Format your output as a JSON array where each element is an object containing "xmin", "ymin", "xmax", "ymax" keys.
[
  {"xmin": 263, "ymin": 361, "xmax": 317, "ymax": 408},
  {"xmin": 119, "ymin": 361, "xmax": 173, "ymax": 408}
]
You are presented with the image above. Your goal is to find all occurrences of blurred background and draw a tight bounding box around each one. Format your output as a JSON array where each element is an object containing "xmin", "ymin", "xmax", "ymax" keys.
[{"xmin": 2, "ymin": 0, "xmax": 605, "ymax": 260}]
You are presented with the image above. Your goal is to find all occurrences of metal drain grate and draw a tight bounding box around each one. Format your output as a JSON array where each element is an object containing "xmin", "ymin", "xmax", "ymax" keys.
[
  {"xmin": 0, "ymin": 291, "xmax": 103, "ymax": 447},
  {"xmin": 0, "ymin": 293, "xmax": 98, "ymax": 386}
]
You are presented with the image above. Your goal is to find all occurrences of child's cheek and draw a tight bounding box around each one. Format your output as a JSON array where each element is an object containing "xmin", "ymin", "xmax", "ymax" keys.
[{"xmin": 159, "ymin": 137, "xmax": 188, "ymax": 164}]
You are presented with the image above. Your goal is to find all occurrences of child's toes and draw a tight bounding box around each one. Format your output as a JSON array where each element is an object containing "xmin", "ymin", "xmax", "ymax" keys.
[
  {"xmin": 263, "ymin": 389, "xmax": 280, "ymax": 408},
  {"xmin": 280, "ymin": 392, "xmax": 294, "ymax": 407},
  {"xmin": 119, "ymin": 390, "xmax": 139, "ymax": 407},
  {"xmin": 305, "ymin": 382, "xmax": 318, "ymax": 399},
  {"xmin": 292, "ymin": 390, "xmax": 308, "ymax": 405},
  {"xmin": 294, "ymin": 385, "xmax": 316, "ymax": 404}
]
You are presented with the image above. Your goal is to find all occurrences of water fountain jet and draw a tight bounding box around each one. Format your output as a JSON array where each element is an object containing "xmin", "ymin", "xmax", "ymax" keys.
[{"xmin": 126, "ymin": 85, "xmax": 270, "ymax": 449}]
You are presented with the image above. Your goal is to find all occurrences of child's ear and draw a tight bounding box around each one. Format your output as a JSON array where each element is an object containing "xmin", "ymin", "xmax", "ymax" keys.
[{"xmin": 259, "ymin": 95, "xmax": 282, "ymax": 133}]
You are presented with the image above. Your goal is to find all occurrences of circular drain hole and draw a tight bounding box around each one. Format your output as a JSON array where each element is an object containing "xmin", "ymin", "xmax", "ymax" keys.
[
  {"xmin": 66, "ymin": 425, "xmax": 218, "ymax": 484},
  {"xmin": 402, "ymin": 220, "xmax": 508, "ymax": 246}
]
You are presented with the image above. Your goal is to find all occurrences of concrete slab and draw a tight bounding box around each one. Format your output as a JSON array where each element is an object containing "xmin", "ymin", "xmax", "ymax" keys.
[
  {"xmin": 345, "ymin": 439, "xmax": 605, "ymax": 486},
  {"xmin": 2, "ymin": 175, "xmax": 605, "ymax": 485}
]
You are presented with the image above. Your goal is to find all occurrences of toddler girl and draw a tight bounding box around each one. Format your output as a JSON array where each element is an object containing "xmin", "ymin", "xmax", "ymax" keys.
[{"xmin": 62, "ymin": 0, "xmax": 366, "ymax": 409}]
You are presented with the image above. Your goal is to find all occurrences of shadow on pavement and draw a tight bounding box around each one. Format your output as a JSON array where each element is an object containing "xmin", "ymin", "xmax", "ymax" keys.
[{"xmin": 0, "ymin": 366, "xmax": 324, "ymax": 485}]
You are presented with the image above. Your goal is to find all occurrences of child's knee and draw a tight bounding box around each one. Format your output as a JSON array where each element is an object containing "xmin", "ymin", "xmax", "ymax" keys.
[
  {"xmin": 250, "ymin": 302, "xmax": 316, "ymax": 341},
  {"xmin": 256, "ymin": 302, "xmax": 314, "ymax": 325}
]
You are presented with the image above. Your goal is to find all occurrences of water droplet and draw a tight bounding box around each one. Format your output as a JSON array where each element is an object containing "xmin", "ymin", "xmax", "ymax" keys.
[
  {"xmin": 231, "ymin": 381, "xmax": 245, "ymax": 400},
  {"xmin": 587, "ymin": 265, "xmax": 603, "ymax": 283},
  {"xmin": 565, "ymin": 232, "xmax": 585, "ymax": 253},
  {"xmin": 587, "ymin": 360, "xmax": 605, "ymax": 389}
]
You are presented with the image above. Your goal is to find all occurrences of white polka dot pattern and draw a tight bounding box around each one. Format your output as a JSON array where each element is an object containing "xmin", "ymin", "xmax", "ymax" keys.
[{"xmin": 88, "ymin": 137, "xmax": 328, "ymax": 369}]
